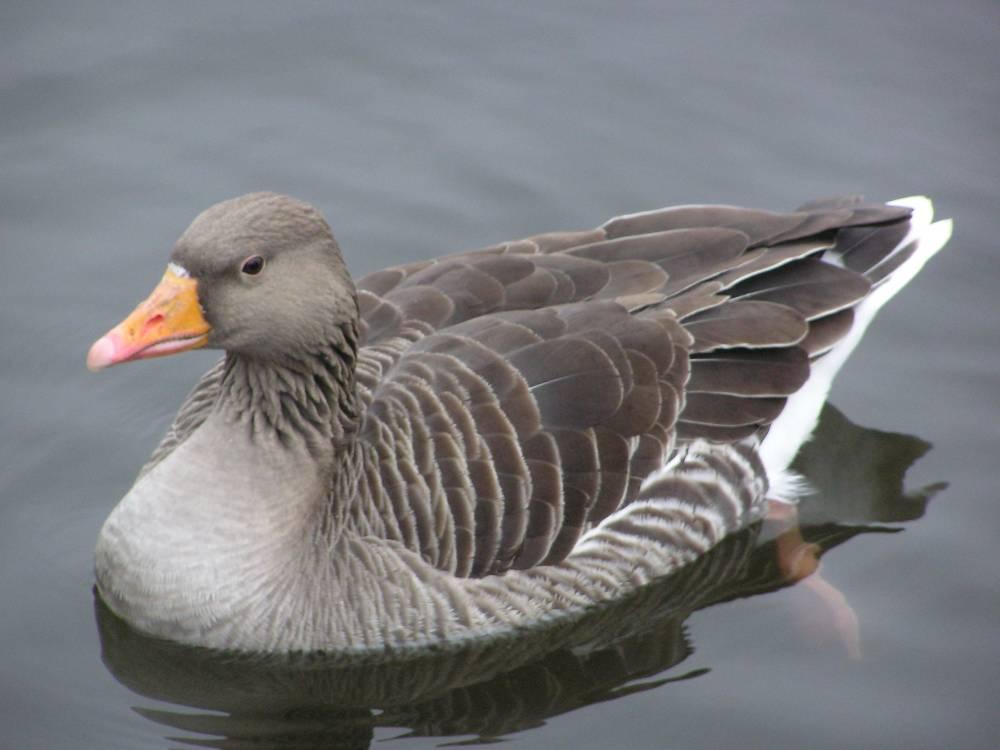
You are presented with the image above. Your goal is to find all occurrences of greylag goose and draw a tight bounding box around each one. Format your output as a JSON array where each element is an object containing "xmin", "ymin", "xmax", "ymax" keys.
[{"xmin": 88, "ymin": 192, "xmax": 951, "ymax": 653}]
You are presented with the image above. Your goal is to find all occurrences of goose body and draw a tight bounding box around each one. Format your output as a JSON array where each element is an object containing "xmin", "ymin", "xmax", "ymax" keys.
[{"xmin": 90, "ymin": 193, "xmax": 952, "ymax": 652}]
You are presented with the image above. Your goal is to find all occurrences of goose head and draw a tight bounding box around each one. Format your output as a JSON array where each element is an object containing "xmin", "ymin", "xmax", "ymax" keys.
[{"xmin": 87, "ymin": 192, "xmax": 356, "ymax": 371}]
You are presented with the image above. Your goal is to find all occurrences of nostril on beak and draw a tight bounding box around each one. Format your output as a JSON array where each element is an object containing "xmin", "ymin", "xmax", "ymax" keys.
[{"xmin": 142, "ymin": 314, "xmax": 165, "ymax": 335}]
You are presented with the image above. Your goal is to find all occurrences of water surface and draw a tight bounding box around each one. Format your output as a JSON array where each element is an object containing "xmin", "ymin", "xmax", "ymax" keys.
[{"xmin": 1, "ymin": 2, "xmax": 997, "ymax": 748}]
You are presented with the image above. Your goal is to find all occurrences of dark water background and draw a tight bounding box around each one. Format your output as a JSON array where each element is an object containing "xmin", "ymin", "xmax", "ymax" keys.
[{"xmin": 2, "ymin": 2, "xmax": 998, "ymax": 748}]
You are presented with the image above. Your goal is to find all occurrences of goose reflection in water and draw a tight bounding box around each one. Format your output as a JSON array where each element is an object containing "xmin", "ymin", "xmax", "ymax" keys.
[{"xmin": 95, "ymin": 404, "xmax": 942, "ymax": 749}]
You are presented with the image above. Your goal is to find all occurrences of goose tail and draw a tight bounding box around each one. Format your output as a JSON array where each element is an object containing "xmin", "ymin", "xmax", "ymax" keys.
[{"xmin": 760, "ymin": 196, "xmax": 953, "ymax": 496}]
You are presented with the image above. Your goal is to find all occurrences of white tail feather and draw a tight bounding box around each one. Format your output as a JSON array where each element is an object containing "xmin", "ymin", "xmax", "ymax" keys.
[{"xmin": 760, "ymin": 197, "xmax": 953, "ymax": 497}]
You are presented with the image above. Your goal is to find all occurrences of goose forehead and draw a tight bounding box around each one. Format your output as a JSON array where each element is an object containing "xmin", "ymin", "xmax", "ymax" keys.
[
  {"xmin": 172, "ymin": 202, "xmax": 332, "ymax": 267},
  {"xmin": 191, "ymin": 194, "xmax": 326, "ymax": 238}
]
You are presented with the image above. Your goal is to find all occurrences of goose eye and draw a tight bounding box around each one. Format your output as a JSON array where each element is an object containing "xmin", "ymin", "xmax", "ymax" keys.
[{"xmin": 241, "ymin": 255, "xmax": 265, "ymax": 275}]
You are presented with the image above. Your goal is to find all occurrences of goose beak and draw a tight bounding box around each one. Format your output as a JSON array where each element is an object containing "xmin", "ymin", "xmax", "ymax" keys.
[{"xmin": 87, "ymin": 265, "xmax": 211, "ymax": 371}]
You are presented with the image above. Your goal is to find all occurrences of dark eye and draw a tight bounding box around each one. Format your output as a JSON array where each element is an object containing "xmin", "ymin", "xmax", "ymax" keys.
[{"xmin": 241, "ymin": 255, "xmax": 265, "ymax": 275}]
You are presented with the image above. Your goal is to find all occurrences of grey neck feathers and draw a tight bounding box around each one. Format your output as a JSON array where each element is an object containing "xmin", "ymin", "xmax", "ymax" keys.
[{"xmin": 216, "ymin": 319, "xmax": 361, "ymax": 457}]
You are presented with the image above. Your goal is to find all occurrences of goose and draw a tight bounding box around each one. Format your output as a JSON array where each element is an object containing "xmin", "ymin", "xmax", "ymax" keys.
[{"xmin": 88, "ymin": 192, "xmax": 952, "ymax": 653}]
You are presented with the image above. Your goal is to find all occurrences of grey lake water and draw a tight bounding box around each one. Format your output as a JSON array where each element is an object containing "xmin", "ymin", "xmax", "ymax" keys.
[{"xmin": 2, "ymin": 2, "xmax": 998, "ymax": 748}]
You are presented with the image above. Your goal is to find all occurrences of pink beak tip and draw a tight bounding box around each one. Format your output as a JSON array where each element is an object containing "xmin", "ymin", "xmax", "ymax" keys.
[{"xmin": 86, "ymin": 335, "xmax": 117, "ymax": 372}]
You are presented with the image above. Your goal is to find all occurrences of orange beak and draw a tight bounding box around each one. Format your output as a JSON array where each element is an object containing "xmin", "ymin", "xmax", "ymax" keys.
[{"xmin": 87, "ymin": 266, "xmax": 211, "ymax": 371}]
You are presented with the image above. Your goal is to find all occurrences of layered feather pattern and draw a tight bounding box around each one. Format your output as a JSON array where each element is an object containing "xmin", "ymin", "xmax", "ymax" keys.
[{"xmin": 339, "ymin": 196, "xmax": 924, "ymax": 581}]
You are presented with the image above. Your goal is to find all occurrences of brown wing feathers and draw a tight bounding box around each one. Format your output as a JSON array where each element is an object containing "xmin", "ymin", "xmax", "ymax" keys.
[{"xmin": 352, "ymin": 199, "xmax": 914, "ymax": 578}]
